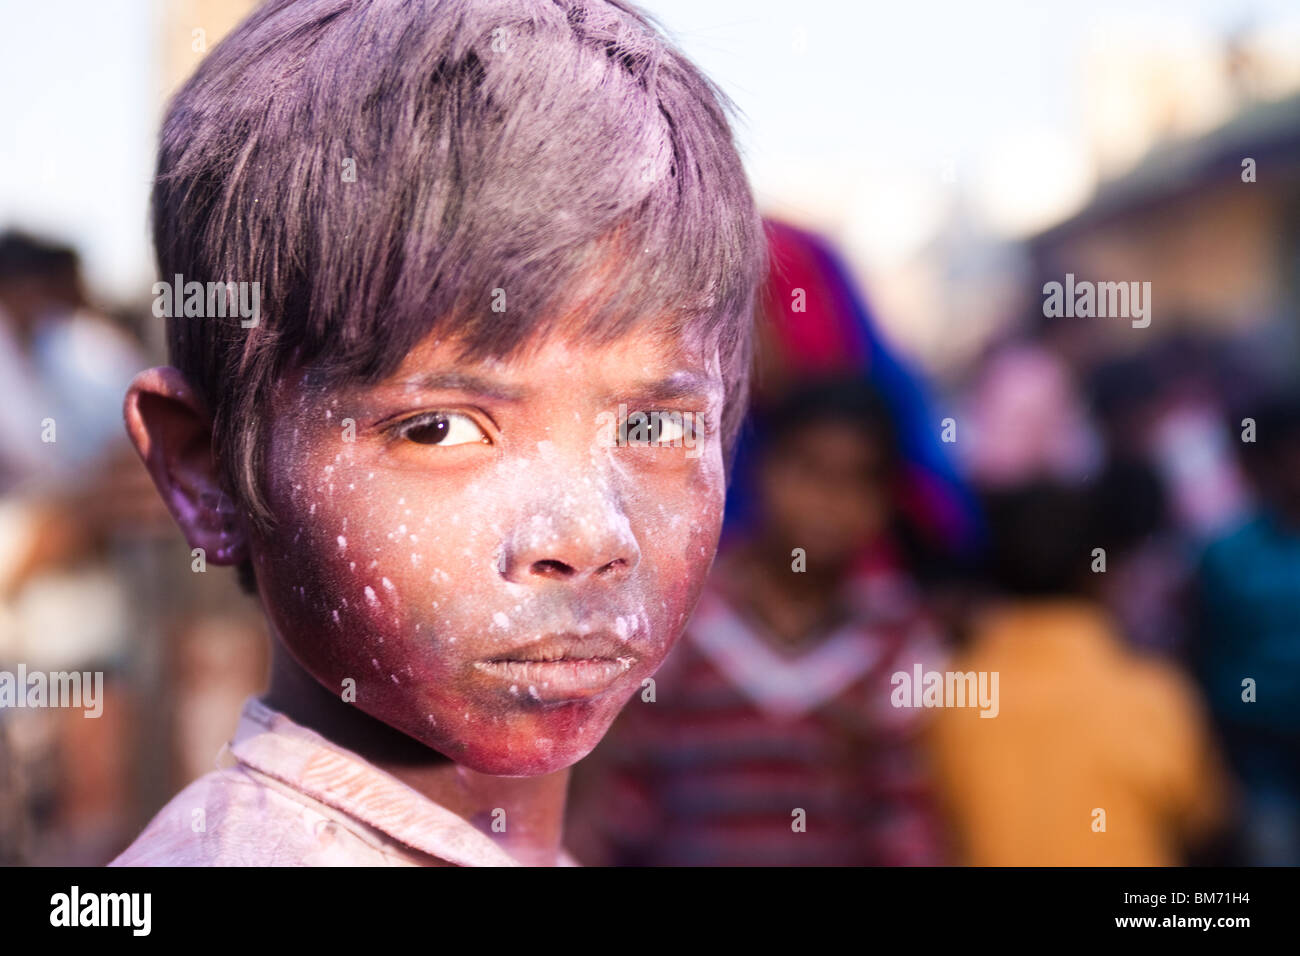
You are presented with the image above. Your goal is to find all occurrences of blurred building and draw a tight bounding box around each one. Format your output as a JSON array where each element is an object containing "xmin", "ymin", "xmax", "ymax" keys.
[{"xmin": 1030, "ymin": 90, "xmax": 1300, "ymax": 373}]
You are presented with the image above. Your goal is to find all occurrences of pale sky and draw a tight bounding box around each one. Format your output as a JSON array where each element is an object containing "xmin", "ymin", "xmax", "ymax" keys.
[{"xmin": 0, "ymin": 0, "xmax": 1296, "ymax": 303}]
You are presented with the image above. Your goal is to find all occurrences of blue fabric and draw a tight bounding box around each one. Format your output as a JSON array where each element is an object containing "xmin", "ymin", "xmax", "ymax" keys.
[{"xmin": 1196, "ymin": 511, "xmax": 1300, "ymax": 733}]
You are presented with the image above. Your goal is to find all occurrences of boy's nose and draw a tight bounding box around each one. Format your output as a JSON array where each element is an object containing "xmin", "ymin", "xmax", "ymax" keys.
[{"xmin": 497, "ymin": 486, "xmax": 641, "ymax": 585}]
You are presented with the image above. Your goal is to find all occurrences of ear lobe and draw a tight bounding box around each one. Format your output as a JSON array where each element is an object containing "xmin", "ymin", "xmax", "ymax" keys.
[{"xmin": 124, "ymin": 366, "xmax": 248, "ymax": 564}]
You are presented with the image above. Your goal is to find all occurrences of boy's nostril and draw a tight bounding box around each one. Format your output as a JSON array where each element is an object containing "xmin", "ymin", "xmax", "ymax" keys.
[{"xmin": 530, "ymin": 559, "xmax": 575, "ymax": 578}]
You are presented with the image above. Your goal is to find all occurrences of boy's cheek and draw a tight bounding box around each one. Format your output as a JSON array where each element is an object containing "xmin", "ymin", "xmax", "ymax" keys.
[{"xmin": 250, "ymin": 434, "xmax": 727, "ymax": 769}]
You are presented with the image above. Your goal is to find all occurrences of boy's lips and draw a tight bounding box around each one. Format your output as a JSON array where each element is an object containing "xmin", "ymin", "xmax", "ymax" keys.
[{"xmin": 473, "ymin": 631, "xmax": 640, "ymax": 701}]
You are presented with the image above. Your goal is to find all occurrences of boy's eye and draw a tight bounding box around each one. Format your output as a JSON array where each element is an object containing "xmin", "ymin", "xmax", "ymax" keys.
[
  {"xmin": 397, "ymin": 411, "xmax": 488, "ymax": 446},
  {"xmin": 620, "ymin": 410, "xmax": 694, "ymax": 446}
]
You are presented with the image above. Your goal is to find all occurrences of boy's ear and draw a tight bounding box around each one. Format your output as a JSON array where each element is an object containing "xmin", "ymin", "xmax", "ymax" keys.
[{"xmin": 123, "ymin": 366, "xmax": 248, "ymax": 565}]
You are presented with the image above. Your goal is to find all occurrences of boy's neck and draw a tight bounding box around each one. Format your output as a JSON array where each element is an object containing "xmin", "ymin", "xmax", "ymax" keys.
[{"xmin": 261, "ymin": 637, "xmax": 570, "ymax": 866}]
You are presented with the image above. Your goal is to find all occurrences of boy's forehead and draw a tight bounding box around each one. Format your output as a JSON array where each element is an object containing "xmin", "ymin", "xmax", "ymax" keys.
[{"xmin": 388, "ymin": 323, "xmax": 723, "ymax": 394}]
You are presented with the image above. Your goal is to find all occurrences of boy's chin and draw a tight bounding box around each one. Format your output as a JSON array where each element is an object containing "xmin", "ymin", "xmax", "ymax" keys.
[
  {"xmin": 388, "ymin": 702, "xmax": 621, "ymax": 777},
  {"xmin": 437, "ymin": 735, "xmax": 602, "ymax": 777}
]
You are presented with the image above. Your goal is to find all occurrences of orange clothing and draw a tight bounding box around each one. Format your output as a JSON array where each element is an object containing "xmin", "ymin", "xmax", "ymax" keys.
[{"xmin": 923, "ymin": 600, "xmax": 1228, "ymax": 866}]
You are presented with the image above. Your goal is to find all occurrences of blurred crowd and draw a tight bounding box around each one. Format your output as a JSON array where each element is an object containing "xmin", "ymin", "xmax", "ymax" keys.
[
  {"xmin": 565, "ymin": 219, "xmax": 1300, "ymax": 868},
  {"xmin": 0, "ymin": 231, "xmax": 266, "ymax": 865},
  {"xmin": 1, "ymin": 213, "xmax": 1297, "ymax": 865}
]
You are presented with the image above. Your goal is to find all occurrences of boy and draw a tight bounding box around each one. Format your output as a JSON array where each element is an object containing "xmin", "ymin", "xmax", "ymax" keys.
[{"xmin": 111, "ymin": 0, "xmax": 764, "ymax": 866}]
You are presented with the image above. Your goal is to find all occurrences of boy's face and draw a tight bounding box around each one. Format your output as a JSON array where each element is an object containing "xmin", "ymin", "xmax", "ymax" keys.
[{"xmin": 249, "ymin": 325, "xmax": 727, "ymax": 775}]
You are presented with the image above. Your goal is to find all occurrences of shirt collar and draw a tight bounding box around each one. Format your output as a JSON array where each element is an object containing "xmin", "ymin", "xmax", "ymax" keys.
[{"xmin": 227, "ymin": 696, "xmax": 576, "ymax": 867}]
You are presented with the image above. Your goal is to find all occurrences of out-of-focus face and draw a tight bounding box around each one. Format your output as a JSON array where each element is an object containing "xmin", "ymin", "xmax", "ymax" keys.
[
  {"xmin": 249, "ymin": 326, "xmax": 727, "ymax": 775},
  {"xmin": 758, "ymin": 421, "xmax": 890, "ymax": 570}
]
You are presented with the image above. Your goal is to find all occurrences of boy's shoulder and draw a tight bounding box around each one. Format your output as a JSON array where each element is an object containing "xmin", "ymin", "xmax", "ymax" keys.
[
  {"xmin": 109, "ymin": 696, "xmax": 540, "ymax": 867},
  {"xmin": 109, "ymin": 761, "xmax": 406, "ymax": 867}
]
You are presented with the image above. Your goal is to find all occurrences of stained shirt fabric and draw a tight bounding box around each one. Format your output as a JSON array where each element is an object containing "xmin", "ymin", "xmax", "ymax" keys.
[{"xmin": 110, "ymin": 695, "xmax": 579, "ymax": 867}]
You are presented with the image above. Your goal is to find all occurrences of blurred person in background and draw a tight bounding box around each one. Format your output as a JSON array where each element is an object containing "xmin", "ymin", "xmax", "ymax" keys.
[
  {"xmin": 925, "ymin": 480, "xmax": 1231, "ymax": 865},
  {"xmin": 0, "ymin": 232, "xmax": 272, "ymax": 864},
  {"xmin": 1138, "ymin": 333, "xmax": 1251, "ymax": 544},
  {"xmin": 0, "ymin": 230, "xmax": 161, "ymax": 864},
  {"xmin": 959, "ymin": 332, "xmax": 1101, "ymax": 493},
  {"xmin": 0, "ymin": 232, "xmax": 143, "ymax": 484},
  {"xmin": 1088, "ymin": 457, "xmax": 1183, "ymax": 656},
  {"xmin": 567, "ymin": 378, "xmax": 951, "ymax": 865},
  {"xmin": 1193, "ymin": 390, "xmax": 1300, "ymax": 866},
  {"xmin": 733, "ymin": 218, "xmax": 983, "ymax": 640},
  {"xmin": 1086, "ymin": 352, "xmax": 1193, "ymax": 659},
  {"xmin": 0, "ymin": 230, "xmax": 156, "ymax": 613},
  {"xmin": 732, "ymin": 220, "xmax": 981, "ymax": 570}
]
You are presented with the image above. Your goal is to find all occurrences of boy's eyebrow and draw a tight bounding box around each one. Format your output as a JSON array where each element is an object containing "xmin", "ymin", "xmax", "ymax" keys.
[
  {"xmin": 611, "ymin": 370, "xmax": 720, "ymax": 404},
  {"xmin": 398, "ymin": 369, "xmax": 720, "ymax": 404},
  {"xmin": 401, "ymin": 371, "xmax": 528, "ymax": 402}
]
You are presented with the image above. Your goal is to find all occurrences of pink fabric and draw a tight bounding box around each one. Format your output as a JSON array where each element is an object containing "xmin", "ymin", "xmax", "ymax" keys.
[{"xmin": 110, "ymin": 696, "xmax": 580, "ymax": 867}]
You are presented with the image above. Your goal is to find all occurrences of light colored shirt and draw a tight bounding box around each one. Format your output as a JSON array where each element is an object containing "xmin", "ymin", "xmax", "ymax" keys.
[{"xmin": 110, "ymin": 696, "xmax": 579, "ymax": 867}]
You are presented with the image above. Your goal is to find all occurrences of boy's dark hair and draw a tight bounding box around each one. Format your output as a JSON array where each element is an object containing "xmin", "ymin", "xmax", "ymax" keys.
[{"xmin": 153, "ymin": 0, "xmax": 766, "ymax": 543}]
